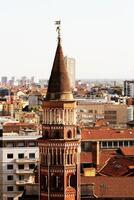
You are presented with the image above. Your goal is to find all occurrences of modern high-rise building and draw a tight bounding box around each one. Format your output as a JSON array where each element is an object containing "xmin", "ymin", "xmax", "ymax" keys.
[
  {"xmin": 124, "ymin": 80, "xmax": 134, "ymax": 97},
  {"xmin": 64, "ymin": 56, "xmax": 76, "ymax": 89},
  {"xmin": 38, "ymin": 27, "xmax": 81, "ymax": 200},
  {"xmin": 1, "ymin": 77, "xmax": 8, "ymax": 85}
]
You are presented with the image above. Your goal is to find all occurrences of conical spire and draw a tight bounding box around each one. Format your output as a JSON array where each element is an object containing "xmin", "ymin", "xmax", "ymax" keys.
[{"xmin": 46, "ymin": 29, "xmax": 73, "ymax": 100}]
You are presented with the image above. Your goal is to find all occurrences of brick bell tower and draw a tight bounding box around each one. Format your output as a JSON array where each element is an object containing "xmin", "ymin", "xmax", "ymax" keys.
[{"xmin": 38, "ymin": 22, "xmax": 81, "ymax": 200}]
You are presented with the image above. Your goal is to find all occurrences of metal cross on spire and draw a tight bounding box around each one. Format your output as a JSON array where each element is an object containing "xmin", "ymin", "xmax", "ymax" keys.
[{"xmin": 55, "ymin": 20, "xmax": 61, "ymax": 42}]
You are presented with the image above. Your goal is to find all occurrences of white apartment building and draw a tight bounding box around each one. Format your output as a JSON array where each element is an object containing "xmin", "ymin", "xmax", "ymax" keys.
[{"xmin": 0, "ymin": 129, "xmax": 40, "ymax": 200}]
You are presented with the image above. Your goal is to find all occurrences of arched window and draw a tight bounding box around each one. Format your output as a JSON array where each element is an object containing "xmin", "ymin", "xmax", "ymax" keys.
[
  {"xmin": 51, "ymin": 175, "xmax": 56, "ymax": 191},
  {"xmin": 41, "ymin": 175, "xmax": 47, "ymax": 191},
  {"xmin": 67, "ymin": 130, "xmax": 72, "ymax": 139},
  {"xmin": 67, "ymin": 154, "xmax": 70, "ymax": 164},
  {"xmin": 54, "ymin": 130, "xmax": 60, "ymax": 139},
  {"xmin": 43, "ymin": 130, "xmax": 49, "ymax": 139}
]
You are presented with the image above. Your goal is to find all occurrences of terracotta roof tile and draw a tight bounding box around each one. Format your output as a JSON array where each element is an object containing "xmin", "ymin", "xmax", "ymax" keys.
[
  {"xmin": 99, "ymin": 150, "xmax": 117, "ymax": 167},
  {"xmin": 81, "ymin": 176, "xmax": 134, "ymax": 197},
  {"xmin": 81, "ymin": 128, "xmax": 134, "ymax": 140},
  {"xmin": 81, "ymin": 152, "xmax": 92, "ymax": 163},
  {"xmin": 99, "ymin": 157, "xmax": 134, "ymax": 176},
  {"xmin": 120, "ymin": 147, "xmax": 134, "ymax": 156}
]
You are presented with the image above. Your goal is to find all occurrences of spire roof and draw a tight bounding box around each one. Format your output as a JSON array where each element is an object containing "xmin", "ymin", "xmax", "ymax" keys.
[{"xmin": 46, "ymin": 38, "xmax": 73, "ymax": 100}]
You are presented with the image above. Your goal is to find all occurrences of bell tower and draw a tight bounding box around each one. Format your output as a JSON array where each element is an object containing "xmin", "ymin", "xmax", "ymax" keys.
[{"xmin": 38, "ymin": 22, "xmax": 80, "ymax": 200}]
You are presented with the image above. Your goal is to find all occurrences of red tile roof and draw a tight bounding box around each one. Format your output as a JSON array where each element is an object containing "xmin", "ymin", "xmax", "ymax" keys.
[
  {"xmin": 81, "ymin": 176, "xmax": 134, "ymax": 198},
  {"xmin": 81, "ymin": 152, "xmax": 92, "ymax": 163},
  {"xmin": 81, "ymin": 128, "xmax": 134, "ymax": 141},
  {"xmin": 99, "ymin": 156, "xmax": 134, "ymax": 176},
  {"xmin": 99, "ymin": 150, "xmax": 117, "ymax": 167},
  {"xmin": 120, "ymin": 147, "xmax": 134, "ymax": 156}
]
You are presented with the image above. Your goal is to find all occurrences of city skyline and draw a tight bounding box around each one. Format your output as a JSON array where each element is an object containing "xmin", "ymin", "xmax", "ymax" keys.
[{"xmin": 0, "ymin": 0, "xmax": 134, "ymax": 79}]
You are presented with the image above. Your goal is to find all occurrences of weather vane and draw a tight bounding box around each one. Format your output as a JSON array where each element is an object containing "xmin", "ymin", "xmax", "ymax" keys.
[{"xmin": 55, "ymin": 20, "xmax": 61, "ymax": 40}]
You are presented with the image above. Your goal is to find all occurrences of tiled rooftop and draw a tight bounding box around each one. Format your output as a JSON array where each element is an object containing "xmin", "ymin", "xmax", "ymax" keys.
[
  {"xmin": 120, "ymin": 147, "xmax": 134, "ymax": 156},
  {"xmin": 81, "ymin": 152, "xmax": 92, "ymax": 163},
  {"xmin": 81, "ymin": 128, "xmax": 134, "ymax": 141},
  {"xmin": 81, "ymin": 176, "xmax": 134, "ymax": 198},
  {"xmin": 99, "ymin": 156, "xmax": 134, "ymax": 176}
]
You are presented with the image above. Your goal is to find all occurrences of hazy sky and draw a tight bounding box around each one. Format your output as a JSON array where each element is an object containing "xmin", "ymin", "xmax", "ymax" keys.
[{"xmin": 0, "ymin": 0, "xmax": 134, "ymax": 80}]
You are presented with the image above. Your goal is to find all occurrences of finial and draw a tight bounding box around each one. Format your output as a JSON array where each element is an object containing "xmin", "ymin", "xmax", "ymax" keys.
[{"xmin": 55, "ymin": 20, "xmax": 61, "ymax": 42}]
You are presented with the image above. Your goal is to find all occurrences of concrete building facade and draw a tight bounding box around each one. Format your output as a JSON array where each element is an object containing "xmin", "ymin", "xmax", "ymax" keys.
[
  {"xmin": 77, "ymin": 100, "xmax": 128, "ymax": 127},
  {"xmin": 0, "ymin": 129, "xmax": 40, "ymax": 200}
]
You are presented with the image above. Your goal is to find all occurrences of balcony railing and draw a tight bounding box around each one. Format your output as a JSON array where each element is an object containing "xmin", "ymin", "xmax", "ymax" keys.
[
  {"xmin": 16, "ymin": 180, "xmax": 34, "ymax": 185},
  {"xmin": 15, "ymin": 158, "xmax": 38, "ymax": 163},
  {"xmin": 16, "ymin": 169, "xmax": 34, "ymax": 174}
]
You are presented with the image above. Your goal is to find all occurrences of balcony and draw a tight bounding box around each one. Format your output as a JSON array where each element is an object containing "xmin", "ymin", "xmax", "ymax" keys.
[
  {"xmin": 16, "ymin": 169, "xmax": 34, "ymax": 174},
  {"xmin": 16, "ymin": 180, "xmax": 34, "ymax": 185},
  {"xmin": 15, "ymin": 158, "xmax": 38, "ymax": 163}
]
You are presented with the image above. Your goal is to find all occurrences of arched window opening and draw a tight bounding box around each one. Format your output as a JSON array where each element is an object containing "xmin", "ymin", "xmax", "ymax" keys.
[
  {"xmin": 53, "ymin": 150, "xmax": 56, "ymax": 165},
  {"xmin": 67, "ymin": 130, "xmax": 72, "ymax": 139},
  {"xmin": 70, "ymin": 174, "xmax": 76, "ymax": 188},
  {"xmin": 50, "ymin": 175, "xmax": 61, "ymax": 191},
  {"xmin": 51, "ymin": 175, "xmax": 56, "ymax": 191},
  {"xmin": 43, "ymin": 130, "xmax": 49, "ymax": 139},
  {"xmin": 55, "ymin": 130, "xmax": 60, "ymax": 139},
  {"xmin": 67, "ymin": 175, "xmax": 71, "ymax": 187},
  {"xmin": 41, "ymin": 175, "xmax": 48, "ymax": 191},
  {"xmin": 57, "ymin": 152, "xmax": 61, "ymax": 165},
  {"xmin": 67, "ymin": 154, "xmax": 70, "ymax": 164}
]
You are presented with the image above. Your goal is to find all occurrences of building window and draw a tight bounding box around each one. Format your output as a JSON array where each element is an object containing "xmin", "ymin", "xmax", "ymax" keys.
[
  {"xmin": 108, "ymin": 141, "xmax": 112, "ymax": 148},
  {"xmin": 7, "ymin": 198, "xmax": 13, "ymax": 200},
  {"xmin": 43, "ymin": 130, "xmax": 49, "ymax": 139},
  {"xmin": 18, "ymin": 153, "xmax": 24, "ymax": 159},
  {"xmin": 7, "ymin": 175, "xmax": 13, "ymax": 181},
  {"xmin": 19, "ymin": 175, "xmax": 24, "ymax": 181},
  {"xmin": 29, "ymin": 153, "xmax": 35, "ymax": 159},
  {"xmin": 7, "ymin": 154, "xmax": 13, "ymax": 159},
  {"xmin": 7, "ymin": 143, "xmax": 13, "ymax": 147},
  {"xmin": 18, "ymin": 142, "xmax": 24, "ymax": 147},
  {"xmin": 67, "ymin": 154, "xmax": 70, "ymax": 164},
  {"xmin": 124, "ymin": 141, "xmax": 128, "ymax": 147},
  {"xmin": 7, "ymin": 186, "xmax": 13, "ymax": 191},
  {"xmin": 18, "ymin": 164, "xmax": 24, "ymax": 170},
  {"xmin": 130, "ymin": 141, "xmax": 134, "ymax": 146},
  {"xmin": 7, "ymin": 165, "xmax": 13, "ymax": 170},
  {"xmin": 119, "ymin": 141, "xmax": 123, "ymax": 147},
  {"xmin": 102, "ymin": 141, "xmax": 107, "ymax": 148},
  {"xmin": 54, "ymin": 130, "xmax": 60, "ymax": 139},
  {"xmin": 67, "ymin": 130, "xmax": 72, "ymax": 139},
  {"xmin": 88, "ymin": 110, "xmax": 93, "ymax": 113},
  {"xmin": 29, "ymin": 142, "xmax": 36, "ymax": 147},
  {"xmin": 41, "ymin": 176, "xmax": 48, "ymax": 191},
  {"xmin": 29, "ymin": 164, "xmax": 35, "ymax": 169},
  {"xmin": 18, "ymin": 186, "xmax": 24, "ymax": 191},
  {"xmin": 113, "ymin": 141, "xmax": 118, "ymax": 147},
  {"xmin": 56, "ymin": 176, "xmax": 59, "ymax": 188}
]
